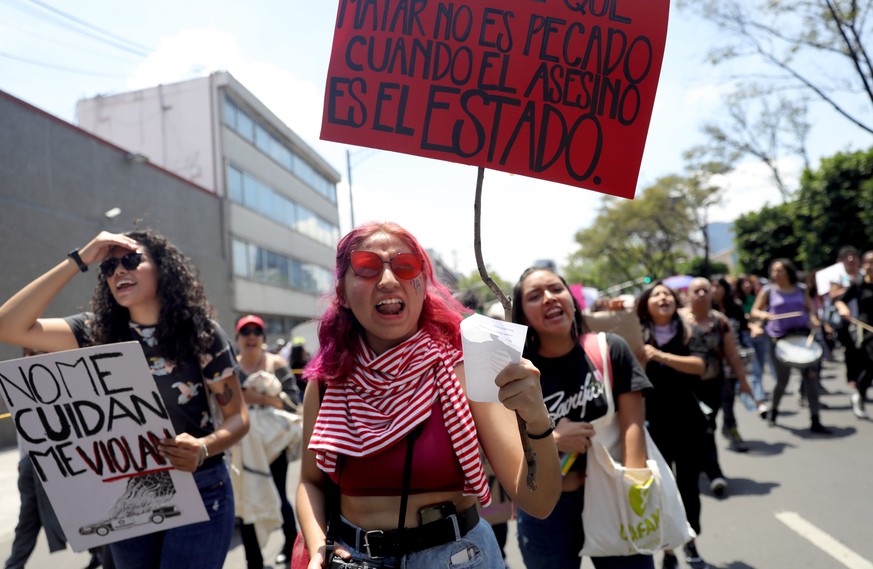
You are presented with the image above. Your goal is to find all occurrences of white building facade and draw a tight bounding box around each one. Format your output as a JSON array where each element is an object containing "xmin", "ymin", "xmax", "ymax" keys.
[{"xmin": 77, "ymin": 72, "xmax": 342, "ymax": 338}]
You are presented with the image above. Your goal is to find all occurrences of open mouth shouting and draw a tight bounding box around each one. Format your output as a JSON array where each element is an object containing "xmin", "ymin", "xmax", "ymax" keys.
[
  {"xmin": 376, "ymin": 297, "xmax": 405, "ymax": 315},
  {"xmin": 544, "ymin": 305, "xmax": 565, "ymax": 321}
]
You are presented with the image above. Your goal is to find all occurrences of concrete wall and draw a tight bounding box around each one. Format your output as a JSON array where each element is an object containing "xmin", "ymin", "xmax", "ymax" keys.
[
  {"xmin": 0, "ymin": 91, "xmax": 233, "ymax": 448},
  {"xmin": 76, "ymin": 76, "xmax": 218, "ymax": 193}
]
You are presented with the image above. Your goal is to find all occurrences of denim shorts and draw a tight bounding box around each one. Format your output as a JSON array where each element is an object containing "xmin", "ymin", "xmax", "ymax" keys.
[
  {"xmin": 335, "ymin": 515, "xmax": 505, "ymax": 568},
  {"xmin": 108, "ymin": 462, "xmax": 235, "ymax": 569}
]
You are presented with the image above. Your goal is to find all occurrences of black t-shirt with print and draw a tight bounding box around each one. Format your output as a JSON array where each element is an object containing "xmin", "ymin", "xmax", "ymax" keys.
[
  {"xmin": 64, "ymin": 313, "xmax": 238, "ymax": 467},
  {"xmin": 527, "ymin": 333, "xmax": 651, "ymax": 473}
]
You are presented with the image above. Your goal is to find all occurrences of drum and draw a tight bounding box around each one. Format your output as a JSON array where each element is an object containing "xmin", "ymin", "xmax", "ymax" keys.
[{"xmin": 774, "ymin": 334, "xmax": 823, "ymax": 368}]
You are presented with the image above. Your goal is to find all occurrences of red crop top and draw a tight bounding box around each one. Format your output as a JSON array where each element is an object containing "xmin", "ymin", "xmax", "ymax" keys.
[{"xmin": 329, "ymin": 401, "xmax": 466, "ymax": 496}]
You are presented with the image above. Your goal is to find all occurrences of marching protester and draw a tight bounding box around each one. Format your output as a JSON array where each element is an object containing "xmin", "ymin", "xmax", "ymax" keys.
[
  {"xmin": 751, "ymin": 258, "xmax": 831, "ymax": 434},
  {"xmin": 512, "ymin": 266, "xmax": 653, "ymax": 569},
  {"xmin": 711, "ymin": 276, "xmax": 760, "ymax": 428},
  {"xmin": 681, "ymin": 278, "xmax": 754, "ymax": 501},
  {"xmin": 828, "ymin": 246, "xmax": 866, "ymax": 417},
  {"xmin": 635, "ymin": 282, "xmax": 710, "ymax": 569},
  {"xmin": 0, "ymin": 229, "xmax": 249, "ymax": 569},
  {"xmin": 234, "ymin": 314, "xmax": 300, "ymax": 568},
  {"xmin": 295, "ymin": 222, "xmax": 561, "ymax": 569},
  {"xmin": 834, "ymin": 249, "xmax": 873, "ymax": 419}
]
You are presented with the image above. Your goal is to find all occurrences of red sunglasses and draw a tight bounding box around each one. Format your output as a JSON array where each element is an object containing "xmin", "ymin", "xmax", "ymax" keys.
[{"xmin": 348, "ymin": 251, "xmax": 423, "ymax": 280}]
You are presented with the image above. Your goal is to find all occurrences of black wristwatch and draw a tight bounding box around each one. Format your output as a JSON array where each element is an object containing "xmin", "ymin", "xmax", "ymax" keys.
[
  {"xmin": 67, "ymin": 248, "xmax": 88, "ymax": 272},
  {"xmin": 527, "ymin": 416, "xmax": 556, "ymax": 440}
]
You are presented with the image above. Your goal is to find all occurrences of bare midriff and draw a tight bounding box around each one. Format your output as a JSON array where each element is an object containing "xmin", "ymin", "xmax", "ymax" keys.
[{"xmin": 340, "ymin": 491, "xmax": 479, "ymax": 530}]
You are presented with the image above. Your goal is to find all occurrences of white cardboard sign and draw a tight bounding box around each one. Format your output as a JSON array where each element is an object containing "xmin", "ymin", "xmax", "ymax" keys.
[{"xmin": 0, "ymin": 342, "xmax": 208, "ymax": 551}]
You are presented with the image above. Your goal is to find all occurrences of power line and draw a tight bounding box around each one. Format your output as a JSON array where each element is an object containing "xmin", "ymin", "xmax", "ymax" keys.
[
  {"xmin": 0, "ymin": 20, "xmax": 141, "ymax": 64},
  {"xmin": 0, "ymin": 51, "xmax": 129, "ymax": 78},
  {"xmin": 27, "ymin": 0, "xmax": 152, "ymax": 55},
  {"xmin": 0, "ymin": 0, "xmax": 152, "ymax": 58}
]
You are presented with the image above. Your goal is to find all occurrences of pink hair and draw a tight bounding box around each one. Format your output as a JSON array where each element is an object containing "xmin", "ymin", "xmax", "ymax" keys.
[{"xmin": 304, "ymin": 222, "xmax": 467, "ymax": 384}]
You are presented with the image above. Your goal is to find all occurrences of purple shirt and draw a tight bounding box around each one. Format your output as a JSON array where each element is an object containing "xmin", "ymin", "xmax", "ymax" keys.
[{"xmin": 765, "ymin": 286, "xmax": 808, "ymax": 338}]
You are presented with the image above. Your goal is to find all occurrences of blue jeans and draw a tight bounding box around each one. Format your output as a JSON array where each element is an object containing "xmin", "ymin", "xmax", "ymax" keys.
[
  {"xmin": 335, "ymin": 515, "xmax": 504, "ymax": 568},
  {"xmin": 109, "ymin": 463, "xmax": 234, "ymax": 569},
  {"xmin": 750, "ymin": 333, "xmax": 770, "ymax": 401},
  {"xmin": 517, "ymin": 491, "xmax": 654, "ymax": 569}
]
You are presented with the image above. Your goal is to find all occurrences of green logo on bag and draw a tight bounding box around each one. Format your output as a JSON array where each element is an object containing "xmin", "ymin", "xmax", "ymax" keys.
[{"xmin": 628, "ymin": 476, "xmax": 654, "ymax": 517}]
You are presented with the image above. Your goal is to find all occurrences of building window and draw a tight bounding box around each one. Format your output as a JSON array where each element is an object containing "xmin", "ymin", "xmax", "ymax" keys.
[
  {"xmin": 223, "ymin": 96, "xmax": 337, "ymax": 204},
  {"xmin": 227, "ymin": 164, "xmax": 338, "ymax": 248},
  {"xmin": 232, "ymin": 237, "xmax": 334, "ymax": 295}
]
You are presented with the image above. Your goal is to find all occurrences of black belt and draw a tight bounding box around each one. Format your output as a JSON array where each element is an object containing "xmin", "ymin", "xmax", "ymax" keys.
[{"xmin": 337, "ymin": 505, "xmax": 479, "ymax": 559}]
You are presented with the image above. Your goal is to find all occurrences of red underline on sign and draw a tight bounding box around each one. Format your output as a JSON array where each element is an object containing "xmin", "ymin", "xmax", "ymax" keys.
[{"xmin": 102, "ymin": 466, "xmax": 174, "ymax": 483}]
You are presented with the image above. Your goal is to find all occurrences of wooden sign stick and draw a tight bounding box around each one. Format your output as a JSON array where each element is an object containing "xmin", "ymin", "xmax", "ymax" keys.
[{"xmin": 473, "ymin": 166, "xmax": 537, "ymax": 492}]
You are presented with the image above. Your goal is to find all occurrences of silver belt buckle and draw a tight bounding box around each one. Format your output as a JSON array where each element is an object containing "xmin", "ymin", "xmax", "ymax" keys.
[{"xmin": 362, "ymin": 529, "xmax": 385, "ymax": 559}]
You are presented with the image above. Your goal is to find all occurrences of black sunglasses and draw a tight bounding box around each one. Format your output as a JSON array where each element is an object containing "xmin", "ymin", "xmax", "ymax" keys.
[
  {"xmin": 238, "ymin": 327, "xmax": 263, "ymax": 337},
  {"xmin": 99, "ymin": 252, "xmax": 143, "ymax": 277}
]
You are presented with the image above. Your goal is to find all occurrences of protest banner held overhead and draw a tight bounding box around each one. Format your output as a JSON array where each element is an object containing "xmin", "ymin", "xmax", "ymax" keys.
[
  {"xmin": 0, "ymin": 343, "xmax": 207, "ymax": 552},
  {"xmin": 321, "ymin": 0, "xmax": 670, "ymax": 199}
]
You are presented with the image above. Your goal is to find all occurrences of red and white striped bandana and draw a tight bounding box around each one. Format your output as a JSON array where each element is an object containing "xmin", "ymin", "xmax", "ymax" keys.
[{"xmin": 308, "ymin": 329, "xmax": 492, "ymax": 507}]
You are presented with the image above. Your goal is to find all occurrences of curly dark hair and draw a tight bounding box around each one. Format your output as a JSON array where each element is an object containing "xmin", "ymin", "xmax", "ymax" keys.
[{"xmin": 90, "ymin": 229, "xmax": 216, "ymax": 364}]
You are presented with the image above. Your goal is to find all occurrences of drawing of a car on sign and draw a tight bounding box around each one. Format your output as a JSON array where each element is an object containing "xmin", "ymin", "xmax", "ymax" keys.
[{"xmin": 79, "ymin": 506, "xmax": 181, "ymax": 536}]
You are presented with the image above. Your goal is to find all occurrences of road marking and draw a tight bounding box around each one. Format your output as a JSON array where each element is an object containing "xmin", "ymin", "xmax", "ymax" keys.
[{"xmin": 776, "ymin": 512, "xmax": 873, "ymax": 569}]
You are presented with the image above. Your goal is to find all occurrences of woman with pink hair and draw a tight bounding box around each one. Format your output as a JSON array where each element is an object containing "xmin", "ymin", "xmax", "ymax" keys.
[{"xmin": 296, "ymin": 222, "xmax": 561, "ymax": 569}]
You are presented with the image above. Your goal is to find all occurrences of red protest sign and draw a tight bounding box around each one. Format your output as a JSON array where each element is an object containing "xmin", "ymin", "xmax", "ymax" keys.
[{"xmin": 321, "ymin": 0, "xmax": 670, "ymax": 199}]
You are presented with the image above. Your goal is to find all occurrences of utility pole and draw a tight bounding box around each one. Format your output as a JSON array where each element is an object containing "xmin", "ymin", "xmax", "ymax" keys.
[
  {"xmin": 345, "ymin": 148, "xmax": 380, "ymax": 231},
  {"xmin": 346, "ymin": 149, "xmax": 355, "ymax": 229}
]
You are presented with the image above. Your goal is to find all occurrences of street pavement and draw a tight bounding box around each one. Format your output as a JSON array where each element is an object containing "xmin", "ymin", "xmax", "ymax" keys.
[{"xmin": 0, "ymin": 350, "xmax": 871, "ymax": 568}]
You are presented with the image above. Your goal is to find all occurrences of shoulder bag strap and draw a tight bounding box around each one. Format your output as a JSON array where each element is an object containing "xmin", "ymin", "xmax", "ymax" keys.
[
  {"xmin": 581, "ymin": 332, "xmax": 614, "ymax": 414},
  {"xmin": 396, "ymin": 423, "xmax": 424, "ymax": 530}
]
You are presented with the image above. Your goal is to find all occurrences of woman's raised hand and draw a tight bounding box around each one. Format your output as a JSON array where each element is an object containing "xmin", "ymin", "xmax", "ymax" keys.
[
  {"xmin": 77, "ymin": 231, "xmax": 140, "ymax": 266},
  {"xmin": 494, "ymin": 358, "xmax": 551, "ymax": 433}
]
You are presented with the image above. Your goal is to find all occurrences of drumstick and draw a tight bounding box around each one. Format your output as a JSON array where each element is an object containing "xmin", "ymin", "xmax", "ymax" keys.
[
  {"xmin": 0, "ymin": 413, "xmax": 9, "ymax": 420},
  {"xmin": 768, "ymin": 311, "xmax": 804, "ymax": 320},
  {"xmin": 849, "ymin": 317, "xmax": 873, "ymax": 334},
  {"xmin": 806, "ymin": 331, "xmax": 815, "ymax": 348}
]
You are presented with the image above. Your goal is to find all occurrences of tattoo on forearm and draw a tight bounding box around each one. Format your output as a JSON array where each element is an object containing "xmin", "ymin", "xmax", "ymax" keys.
[{"xmin": 215, "ymin": 384, "xmax": 233, "ymax": 406}]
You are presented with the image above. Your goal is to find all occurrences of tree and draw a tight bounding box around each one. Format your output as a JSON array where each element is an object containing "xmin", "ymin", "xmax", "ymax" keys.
[
  {"xmin": 567, "ymin": 175, "xmax": 703, "ymax": 286},
  {"xmin": 679, "ymin": 257, "xmax": 730, "ymax": 277},
  {"xmin": 794, "ymin": 148, "xmax": 873, "ymax": 268},
  {"xmin": 685, "ymin": 93, "xmax": 811, "ymax": 201},
  {"xmin": 733, "ymin": 202, "xmax": 799, "ymax": 276},
  {"xmin": 678, "ymin": 0, "xmax": 870, "ymax": 198},
  {"xmin": 456, "ymin": 268, "xmax": 512, "ymax": 306},
  {"xmin": 677, "ymin": 159, "xmax": 730, "ymax": 278},
  {"xmin": 679, "ymin": 0, "xmax": 873, "ymax": 135}
]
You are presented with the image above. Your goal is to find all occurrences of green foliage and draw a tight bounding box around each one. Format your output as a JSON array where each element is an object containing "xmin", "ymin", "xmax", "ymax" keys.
[
  {"xmin": 456, "ymin": 268, "xmax": 512, "ymax": 306},
  {"xmin": 734, "ymin": 203, "xmax": 798, "ymax": 276},
  {"xmin": 566, "ymin": 175, "xmax": 713, "ymax": 288},
  {"xmin": 678, "ymin": 257, "xmax": 730, "ymax": 278},
  {"xmin": 794, "ymin": 149, "xmax": 873, "ymax": 269}
]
